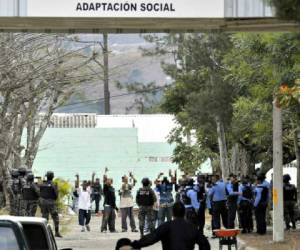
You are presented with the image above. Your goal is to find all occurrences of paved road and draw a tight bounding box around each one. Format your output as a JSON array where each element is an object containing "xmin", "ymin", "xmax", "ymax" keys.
[{"xmin": 56, "ymin": 215, "xmax": 219, "ymax": 250}]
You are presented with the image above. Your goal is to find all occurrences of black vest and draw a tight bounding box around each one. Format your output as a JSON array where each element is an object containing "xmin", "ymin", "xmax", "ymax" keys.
[
  {"xmin": 283, "ymin": 183, "xmax": 296, "ymax": 202},
  {"xmin": 23, "ymin": 183, "xmax": 39, "ymax": 200},
  {"xmin": 137, "ymin": 188, "xmax": 154, "ymax": 206},
  {"xmin": 40, "ymin": 183, "xmax": 57, "ymax": 200}
]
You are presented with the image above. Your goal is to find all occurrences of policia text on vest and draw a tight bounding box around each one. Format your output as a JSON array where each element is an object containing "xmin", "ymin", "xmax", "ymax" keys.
[{"xmin": 76, "ymin": 2, "xmax": 176, "ymax": 12}]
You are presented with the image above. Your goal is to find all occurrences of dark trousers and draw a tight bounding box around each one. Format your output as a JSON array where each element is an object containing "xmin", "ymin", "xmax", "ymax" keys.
[
  {"xmin": 101, "ymin": 205, "xmax": 116, "ymax": 232},
  {"xmin": 23, "ymin": 200, "xmax": 38, "ymax": 217},
  {"xmin": 212, "ymin": 200, "xmax": 228, "ymax": 230},
  {"xmin": 93, "ymin": 195, "xmax": 101, "ymax": 213},
  {"xmin": 158, "ymin": 206, "xmax": 172, "ymax": 226},
  {"xmin": 78, "ymin": 209, "xmax": 91, "ymax": 226},
  {"xmin": 198, "ymin": 203, "xmax": 206, "ymax": 234},
  {"xmin": 239, "ymin": 200, "xmax": 253, "ymax": 232},
  {"xmin": 284, "ymin": 201, "xmax": 296, "ymax": 229},
  {"xmin": 40, "ymin": 198, "xmax": 60, "ymax": 233},
  {"xmin": 255, "ymin": 203, "xmax": 267, "ymax": 235},
  {"xmin": 185, "ymin": 207, "xmax": 198, "ymax": 226},
  {"xmin": 138, "ymin": 206, "xmax": 155, "ymax": 236},
  {"xmin": 121, "ymin": 207, "xmax": 136, "ymax": 230},
  {"xmin": 227, "ymin": 200, "xmax": 238, "ymax": 229}
]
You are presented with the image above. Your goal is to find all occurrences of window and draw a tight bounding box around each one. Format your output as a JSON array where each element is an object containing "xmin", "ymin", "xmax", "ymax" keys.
[
  {"xmin": 22, "ymin": 224, "xmax": 49, "ymax": 250},
  {"xmin": 0, "ymin": 227, "xmax": 20, "ymax": 250}
]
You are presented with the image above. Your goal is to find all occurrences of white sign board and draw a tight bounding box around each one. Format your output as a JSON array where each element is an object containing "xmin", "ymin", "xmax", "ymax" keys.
[{"xmin": 27, "ymin": 0, "xmax": 225, "ymax": 18}]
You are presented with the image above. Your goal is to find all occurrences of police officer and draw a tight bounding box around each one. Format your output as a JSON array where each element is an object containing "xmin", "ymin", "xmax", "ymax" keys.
[
  {"xmin": 226, "ymin": 174, "xmax": 240, "ymax": 229},
  {"xmin": 209, "ymin": 174, "xmax": 228, "ymax": 230},
  {"xmin": 9, "ymin": 169, "xmax": 21, "ymax": 216},
  {"xmin": 283, "ymin": 174, "xmax": 297, "ymax": 230},
  {"xmin": 22, "ymin": 173, "xmax": 40, "ymax": 217},
  {"xmin": 254, "ymin": 175, "xmax": 269, "ymax": 235},
  {"xmin": 182, "ymin": 178, "xmax": 199, "ymax": 227},
  {"xmin": 40, "ymin": 171, "xmax": 62, "ymax": 237},
  {"xmin": 238, "ymin": 176, "xmax": 253, "ymax": 233},
  {"xmin": 18, "ymin": 167, "xmax": 28, "ymax": 216},
  {"xmin": 136, "ymin": 178, "xmax": 156, "ymax": 237}
]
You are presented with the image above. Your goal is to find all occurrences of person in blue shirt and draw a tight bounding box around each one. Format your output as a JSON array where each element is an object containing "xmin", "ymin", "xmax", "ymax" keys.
[
  {"xmin": 182, "ymin": 178, "xmax": 199, "ymax": 227},
  {"xmin": 209, "ymin": 174, "xmax": 228, "ymax": 230},
  {"xmin": 254, "ymin": 175, "xmax": 269, "ymax": 235},
  {"xmin": 226, "ymin": 174, "xmax": 241, "ymax": 229},
  {"xmin": 238, "ymin": 176, "xmax": 254, "ymax": 233},
  {"xmin": 156, "ymin": 174, "xmax": 175, "ymax": 226}
]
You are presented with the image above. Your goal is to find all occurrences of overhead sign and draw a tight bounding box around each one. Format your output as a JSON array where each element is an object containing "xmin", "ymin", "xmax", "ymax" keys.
[{"xmin": 27, "ymin": 0, "xmax": 225, "ymax": 18}]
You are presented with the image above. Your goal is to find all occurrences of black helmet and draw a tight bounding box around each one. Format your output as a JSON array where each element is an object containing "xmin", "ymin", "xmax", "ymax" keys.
[
  {"xmin": 27, "ymin": 173, "xmax": 34, "ymax": 182},
  {"xmin": 46, "ymin": 171, "xmax": 54, "ymax": 180},
  {"xmin": 142, "ymin": 178, "xmax": 150, "ymax": 187},
  {"xmin": 11, "ymin": 169, "xmax": 19, "ymax": 178},
  {"xmin": 283, "ymin": 174, "xmax": 291, "ymax": 183},
  {"xmin": 18, "ymin": 167, "xmax": 27, "ymax": 176}
]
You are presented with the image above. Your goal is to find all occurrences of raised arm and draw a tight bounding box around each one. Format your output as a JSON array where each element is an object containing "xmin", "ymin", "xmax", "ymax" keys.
[
  {"xmin": 91, "ymin": 172, "xmax": 95, "ymax": 185},
  {"xmin": 129, "ymin": 172, "xmax": 137, "ymax": 186},
  {"xmin": 75, "ymin": 174, "xmax": 79, "ymax": 188}
]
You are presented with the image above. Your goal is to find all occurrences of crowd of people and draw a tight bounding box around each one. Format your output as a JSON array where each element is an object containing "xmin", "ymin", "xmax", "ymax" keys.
[
  {"xmin": 0, "ymin": 166, "xmax": 298, "ymax": 248},
  {"xmin": 72, "ymin": 168, "xmax": 298, "ymax": 238},
  {"xmin": 1, "ymin": 168, "xmax": 62, "ymax": 237}
]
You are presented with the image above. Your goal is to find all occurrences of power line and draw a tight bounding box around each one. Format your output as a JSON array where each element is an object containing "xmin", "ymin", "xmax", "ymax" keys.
[{"xmin": 58, "ymin": 85, "xmax": 170, "ymax": 108}]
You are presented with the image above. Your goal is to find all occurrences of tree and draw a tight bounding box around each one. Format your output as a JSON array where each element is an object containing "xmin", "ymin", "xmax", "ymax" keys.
[
  {"xmin": 269, "ymin": 0, "xmax": 300, "ymax": 22},
  {"xmin": 0, "ymin": 33, "xmax": 95, "ymax": 209},
  {"xmin": 276, "ymin": 81, "xmax": 300, "ymax": 202},
  {"xmin": 158, "ymin": 32, "xmax": 235, "ymax": 177},
  {"xmin": 226, "ymin": 33, "xmax": 300, "ymax": 174}
]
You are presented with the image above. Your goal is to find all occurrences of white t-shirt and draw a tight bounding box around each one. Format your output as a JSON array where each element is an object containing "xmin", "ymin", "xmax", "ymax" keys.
[{"xmin": 77, "ymin": 186, "xmax": 92, "ymax": 211}]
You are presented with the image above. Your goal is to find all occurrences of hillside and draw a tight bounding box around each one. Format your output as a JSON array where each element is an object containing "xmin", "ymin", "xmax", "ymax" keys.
[{"xmin": 56, "ymin": 34, "xmax": 172, "ymax": 114}]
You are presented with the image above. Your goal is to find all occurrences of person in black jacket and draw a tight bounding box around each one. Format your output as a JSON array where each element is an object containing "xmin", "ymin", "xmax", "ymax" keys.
[
  {"xmin": 283, "ymin": 174, "xmax": 297, "ymax": 230},
  {"xmin": 131, "ymin": 202, "xmax": 210, "ymax": 250},
  {"xmin": 136, "ymin": 178, "xmax": 156, "ymax": 237},
  {"xmin": 40, "ymin": 171, "xmax": 62, "ymax": 237},
  {"xmin": 101, "ymin": 171, "xmax": 118, "ymax": 233}
]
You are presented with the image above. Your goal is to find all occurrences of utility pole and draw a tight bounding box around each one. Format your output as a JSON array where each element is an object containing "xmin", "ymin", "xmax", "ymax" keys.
[
  {"xmin": 103, "ymin": 33, "xmax": 110, "ymax": 115},
  {"xmin": 272, "ymin": 99, "xmax": 284, "ymax": 242}
]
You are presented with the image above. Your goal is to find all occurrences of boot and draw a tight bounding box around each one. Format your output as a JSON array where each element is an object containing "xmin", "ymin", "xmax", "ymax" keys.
[{"xmin": 55, "ymin": 226, "xmax": 63, "ymax": 238}]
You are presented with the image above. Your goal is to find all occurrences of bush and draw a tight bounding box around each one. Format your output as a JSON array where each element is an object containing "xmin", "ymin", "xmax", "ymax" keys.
[
  {"xmin": 269, "ymin": 0, "xmax": 300, "ymax": 22},
  {"xmin": 53, "ymin": 178, "xmax": 72, "ymax": 213}
]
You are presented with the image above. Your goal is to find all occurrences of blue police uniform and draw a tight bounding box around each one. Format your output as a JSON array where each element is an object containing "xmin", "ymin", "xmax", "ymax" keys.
[
  {"xmin": 254, "ymin": 184, "xmax": 269, "ymax": 235},
  {"xmin": 181, "ymin": 186, "xmax": 199, "ymax": 227},
  {"xmin": 209, "ymin": 180, "xmax": 228, "ymax": 230},
  {"xmin": 226, "ymin": 181, "xmax": 240, "ymax": 228},
  {"xmin": 238, "ymin": 183, "xmax": 254, "ymax": 233}
]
